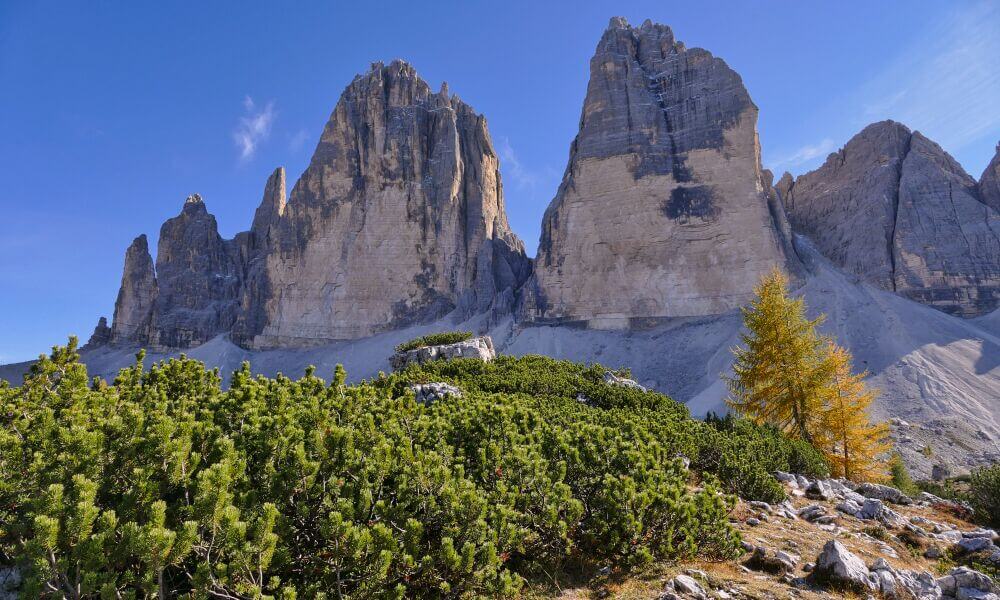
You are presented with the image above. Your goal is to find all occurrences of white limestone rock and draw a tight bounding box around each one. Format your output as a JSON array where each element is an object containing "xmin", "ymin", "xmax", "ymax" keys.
[{"xmin": 390, "ymin": 336, "xmax": 496, "ymax": 370}]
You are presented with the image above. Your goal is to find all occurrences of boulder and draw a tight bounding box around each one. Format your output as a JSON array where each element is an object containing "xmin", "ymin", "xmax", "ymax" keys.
[
  {"xmin": 937, "ymin": 566, "xmax": 998, "ymax": 598},
  {"xmin": 857, "ymin": 482, "xmax": 914, "ymax": 505},
  {"xmin": 806, "ymin": 479, "xmax": 835, "ymax": 501},
  {"xmin": 670, "ymin": 574, "xmax": 707, "ymax": 598},
  {"xmin": 774, "ymin": 471, "xmax": 797, "ymax": 484},
  {"xmin": 602, "ymin": 371, "xmax": 648, "ymax": 392},
  {"xmin": 745, "ymin": 545, "xmax": 798, "ymax": 574},
  {"xmin": 390, "ymin": 336, "xmax": 496, "ymax": 370},
  {"xmin": 870, "ymin": 559, "xmax": 943, "ymax": 600},
  {"xmin": 798, "ymin": 504, "xmax": 828, "ymax": 522},
  {"xmin": 836, "ymin": 499, "xmax": 863, "ymax": 516},
  {"xmin": 858, "ymin": 498, "xmax": 907, "ymax": 527},
  {"xmin": 407, "ymin": 383, "xmax": 463, "ymax": 405},
  {"xmin": 956, "ymin": 536, "xmax": 995, "ymax": 554},
  {"xmin": 812, "ymin": 539, "xmax": 878, "ymax": 592}
]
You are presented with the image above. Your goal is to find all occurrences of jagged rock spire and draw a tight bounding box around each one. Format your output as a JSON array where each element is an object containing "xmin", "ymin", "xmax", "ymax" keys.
[{"xmin": 110, "ymin": 234, "xmax": 157, "ymax": 344}]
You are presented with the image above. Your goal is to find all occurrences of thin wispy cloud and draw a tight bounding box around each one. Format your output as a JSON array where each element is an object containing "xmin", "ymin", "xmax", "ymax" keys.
[
  {"xmin": 856, "ymin": 1, "xmax": 1000, "ymax": 153},
  {"xmin": 499, "ymin": 137, "xmax": 539, "ymax": 190},
  {"xmin": 288, "ymin": 128, "xmax": 310, "ymax": 153},
  {"xmin": 233, "ymin": 96, "xmax": 275, "ymax": 161},
  {"xmin": 770, "ymin": 138, "xmax": 837, "ymax": 171}
]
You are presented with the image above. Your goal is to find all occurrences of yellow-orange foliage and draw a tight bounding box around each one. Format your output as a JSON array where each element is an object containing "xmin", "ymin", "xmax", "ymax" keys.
[
  {"xmin": 816, "ymin": 343, "xmax": 891, "ymax": 481},
  {"xmin": 725, "ymin": 269, "xmax": 832, "ymax": 442},
  {"xmin": 726, "ymin": 268, "xmax": 889, "ymax": 482}
]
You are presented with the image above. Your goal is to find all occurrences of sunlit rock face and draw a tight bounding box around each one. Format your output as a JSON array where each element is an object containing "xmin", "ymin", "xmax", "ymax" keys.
[
  {"xmin": 781, "ymin": 121, "xmax": 1000, "ymax": 317},
  {"xmin": 522, "ymin": 17, "xmax": 797, "ymax": 328},
  {"xmin": 237, "ymin": 60, "xmax": 529, "ymax": 348},
  {"xmin": 98, "ymin": 60, "xmax": 529, "ymax": 351}
]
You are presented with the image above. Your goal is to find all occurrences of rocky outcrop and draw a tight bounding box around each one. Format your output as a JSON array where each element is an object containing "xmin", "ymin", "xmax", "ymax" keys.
[
  {"xmin": 780, "ymin": 122, "xmax": 1000, "ymax": 317},
  {"xmin": 109, "ymin": 234, "xmax": 157, "ymax": 344},
  {"xmin": 389, "ymin": 335, "xmax": 495, "ymax": 370},
  {"xmin": 84, "ymin": 316, "xmax": 112, "ymax": 348},
  {"xmin": 237, "ymin": 60, "xmax": 528, "ymax": 348},
  {"xmin": 523, "ymin": 17, "xmax": 797, "ymax": 327}
]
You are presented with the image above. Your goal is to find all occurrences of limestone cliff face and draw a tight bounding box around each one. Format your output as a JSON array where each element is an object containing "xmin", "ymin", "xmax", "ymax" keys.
[
  {"xmin": 97, "ymin": 60, "xmax": 529, "ymax": 350},
  {"xmin": 230, "ymin": 168, "xmax": 286, "ymax": 346},
  {"xmin": 239, "ymin": 60, "xmax": 528, "ymax": 348},
  {"xmin": 109, "ymin": 235, "xmax": 158, "ymax": 344},
  {"xmin": 523, "ymin": 18, "xmax": 797, "ymax": 327},
  {"xmin": 149, "ymin": 194, "xmax": 243, "ymax": 348},
  {"xmin": 980, "ymin": 143, "xmax": 1000, "ymax": 214},
  {"xmin": 781, "ymin": 122, "xmax": 1000, "ymax": 317},
  {"xmin": 103, "ymin": 196, "xmax": 244, "ymax": 349}
]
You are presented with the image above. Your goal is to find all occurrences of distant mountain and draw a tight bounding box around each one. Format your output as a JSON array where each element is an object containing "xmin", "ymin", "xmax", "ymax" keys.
[
  {"xmin": 777, "ymin": 121, "xmax": 1000, "ymax": 317},
  {"xmin": 100, "ymin": 60, "xmax": 530, "ymax": 352}
]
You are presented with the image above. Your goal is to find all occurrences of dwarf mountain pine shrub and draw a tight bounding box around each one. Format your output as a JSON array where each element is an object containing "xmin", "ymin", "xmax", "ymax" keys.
[{"xmin": 0, "ymin": 341, "xmax": 823, "ymax": 598}]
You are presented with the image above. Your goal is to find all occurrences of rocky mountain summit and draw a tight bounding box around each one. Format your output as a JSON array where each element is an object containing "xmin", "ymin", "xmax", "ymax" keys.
[
  {"xmin": 238, "ymin": 61, "xmax": 530, "ymax": 348},
  {"xmin": 522, "ymin": 17, "xmax": 798, "ymax": 327},
  {"xmin": 105, "ymin": 195, "xmax": 245, "ymax": 349},
  {"xmin": 778, "ymin": 121, "xmax": 1000, "ymax": 317},
  {"xmin": 99, "ymin": 61, "xmax": 530, "ymax": 351}
]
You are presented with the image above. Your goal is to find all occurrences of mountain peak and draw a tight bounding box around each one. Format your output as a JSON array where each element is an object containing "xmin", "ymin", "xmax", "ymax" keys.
[
  {"xmin": 525, "ymin": 18, "xmax": 796, "ymax": 326},
  {"xmin": 784, "ymin": 123, "xmax": 1000, "ymax": 316}
]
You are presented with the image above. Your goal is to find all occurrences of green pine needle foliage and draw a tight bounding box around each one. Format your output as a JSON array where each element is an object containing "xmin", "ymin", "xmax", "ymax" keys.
[{"xmin": 0, "ymin": 340, "xmax": 825, "ymax": 598}]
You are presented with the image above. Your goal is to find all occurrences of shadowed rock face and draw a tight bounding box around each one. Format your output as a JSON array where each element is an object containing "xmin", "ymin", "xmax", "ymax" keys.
[
  {"xmin": 980, "ymin": 143, "xmax": 1000, "ymax": 214},
  {"xmin": 110, "ymin": 235, "xmax": 157, "ymax": 344},
  {"xmin": 98, "ymin": 60, "xmax": 529, "ymax": 350},
  {"xmin": 781, "ymin": 122, "xmax": 1000, "ymax": 317},
  {"xmin": 106, "ymin": 196, "xmax": 243, "ymax": 349},
  {"xmin": 150, "ymin": 194, "xmax": 243, "ymax": 348},
  {"xmin": 239, "ymin": 60, "xmax": 529, "ymax": 348},
  {"xmin": 523, "ymin": 17, "xmax": 797, "ymax": 327}
]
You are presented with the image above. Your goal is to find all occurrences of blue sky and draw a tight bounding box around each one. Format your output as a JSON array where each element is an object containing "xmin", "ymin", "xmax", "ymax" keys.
[{"xmin": 2, "ymin": 1, "xmax": 999, "ymax": 364}]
